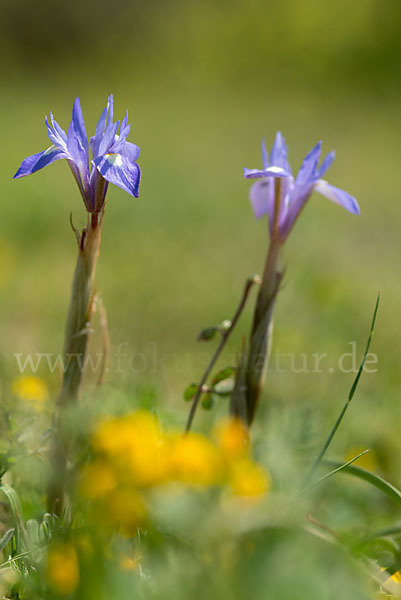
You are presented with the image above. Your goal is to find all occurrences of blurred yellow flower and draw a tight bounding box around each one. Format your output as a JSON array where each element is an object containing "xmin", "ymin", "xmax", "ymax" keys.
[
  {"xmin": 390, "ymin": 570, "xmax": 401, "ymax": 584},
  {"xmin": 93, "ymin": 412, "xmax": 169, "ymax": 486},
  {"xmin": 169, "ymin": 432, "xmax": 223, "ymax": 486},
  {"xmin": 229, "ymin": 459, "xmax": 270, "ymax": 499},
  {"xmin": 125, "ymin": 428, "xmax": 171, "ymax": 487},
  {"xmin": 93, "ymin": 411, "xmax": 160, "ymax": 456},
  {"xmin": 84, "ymin": 411, "xmax": 271, "ymax": 524},
  {"xmin": 105, "ymin": 489, "xmax": 147, "ymax": 537},
  {"xmin": 214, "ymin": 417, "xmax": 249, "ymax": 460},
  {"xmin": 46, "ymin": 543, "xmax": 79, "ymax": 596},
  {"xmin": 80, "ymin": 461, "xmax": 116, "ymax": 499},
  {"xmin": 120, "ymin": 554, "xmax": 141, "ymax": 571},
  {"xmin": 12, "ymin": 375, "xmax": 49, "ymax": 410}
]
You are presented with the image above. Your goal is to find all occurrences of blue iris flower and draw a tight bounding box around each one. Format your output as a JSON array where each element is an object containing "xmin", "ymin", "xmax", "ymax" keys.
[
  {"xmin": 14, "ymin": 95, "xmax": 141, "ymax": 213},
  {"xmin": 244, "ymin": 132, "xmax": 359, "ymax": 240}
]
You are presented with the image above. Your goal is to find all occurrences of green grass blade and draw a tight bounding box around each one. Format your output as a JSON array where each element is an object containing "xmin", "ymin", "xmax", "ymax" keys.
[
  {"xmin": 362, "ymin": 523, "xmax": 401, "ymax": 542},
  {"xmin": 0, "ymin": 528, "xmax": 15, "ymax": 552},
  {"xmin": 0, "ymin": 543, "xmax": 48, "ymax": 568},
  {"xmin": 304, "ymin": 292, "xmax": 380, "ymax": 484},
  {"xmin": 0, "ymin": 484, "xmax": 24, "ymax": 554},
  {"xmin": 303, "ymin": 450, "xmax": 369, "ymax": 492},
  {"xmin": 348, "ymin": 291, "xmax": 380, "ymax": 402},
  {"xmin": 0, "ymin": 484, "xmax": 21, "ymax": 553},
  {"xmin": 322, "ymin": 460, "xmax": 401, "ymax": 508}
]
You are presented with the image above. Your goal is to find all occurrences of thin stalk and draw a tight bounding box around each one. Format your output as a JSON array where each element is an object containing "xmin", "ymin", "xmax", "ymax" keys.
[{"xmin": 185, "ymin": 275, "xmax": 259, "ymax": 432}]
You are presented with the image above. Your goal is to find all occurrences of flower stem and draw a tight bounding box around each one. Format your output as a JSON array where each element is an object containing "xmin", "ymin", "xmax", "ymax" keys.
[
  {"xmin": 245, "ymin": 238, "xmax": 283, "ymax": 425},
  {"xmin": 60, "ymin": 212, "xmax": 103, "ymax": 403},
  {"xmin": 47, "ymin": 209, "xmax": 104, "ymax": 515},
  {"xmin": 242, "ymin": 178, "xmax": 285, "ymax": 425}
]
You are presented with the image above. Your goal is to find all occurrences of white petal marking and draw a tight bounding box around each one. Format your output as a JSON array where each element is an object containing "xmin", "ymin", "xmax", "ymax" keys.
[{"xmin": 105, "ymin": 153, "xmax": 123, "ymax": 167}]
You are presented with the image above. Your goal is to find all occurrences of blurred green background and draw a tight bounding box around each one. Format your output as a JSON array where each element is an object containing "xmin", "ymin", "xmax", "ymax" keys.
[{"xmin": 1, "ymin": 0, "xmax": 401, "ymax": 475}]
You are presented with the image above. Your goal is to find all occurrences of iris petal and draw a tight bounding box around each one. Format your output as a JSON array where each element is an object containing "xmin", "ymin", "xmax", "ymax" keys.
[
  {"xmin": 295, "ymin": 141, "xmax": 322, "ymax": 187},
  {"xmin": 98, "ymin": 120, "xmax": 119, "ymax": 156},
  {"xmin": 67, "ymin": 98, "xmax": 89, "ymax": 180},
  {"xmin": 45, "ymin": 116, "xmax": 68, "ymax": 151},
  {"xmin": 107, "ymin": 95, "xmax": 114, "ymax": 128},
  {"xmin": 317, "ymin": 151, "xmax": 335, "ymax": 179},
  {"xmin": 249, "ymin": 180, "xmax": 270, "ymax": 219},
  {"xmin": 270, "ymin": 132, "xmax": 291, "ymax": 173},
  {"xmin": 315, "ymin": 180, "xmax": 360, "ymax": 215},
  {"xmin": 120, "ymin": 110, "xmax": 128, "ymax": 132},
  {"xmin": 244, "ymin": 166, "xmax": 290, "ymax": 179},
  {"xmin": 91, "ymin": 106, "xmax": 108, "ymax": 157},
  {"xmin": 67, "ymin": 122, "xmax": 88, "ymax": 179},
  {"xmin": 93, "ymin": 153, "xmax": 140, "ymax": 197},
  {"xmin": 261, "ymin": 139, "xmax": 269, "ymax": 169},
  {"xmin": 110, "ymin": 127, "xmax": 132, "ymax": 154},
  {"xmin": 13, "ymin": 146, "xmax": 67, "ymax": 178},
  {"xmin": 119, "ymin": 141, "xmax": 140, "ymax": 162},
  {"xmin": 50, "ymin": 113, "xmax": 68, "ymax": 144},
  {"xmin": 71, "ymin": 98, "xmax": 89, "ymax": 155}
]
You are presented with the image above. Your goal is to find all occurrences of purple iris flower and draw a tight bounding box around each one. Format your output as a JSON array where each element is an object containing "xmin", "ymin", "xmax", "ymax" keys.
[
  {"xmin": 244, "ymin": 132, "xmax": 359, "ymax": 240},
  {"xmin": 14, "ymin": 95, "xmax": 141, "ymax": 213}
]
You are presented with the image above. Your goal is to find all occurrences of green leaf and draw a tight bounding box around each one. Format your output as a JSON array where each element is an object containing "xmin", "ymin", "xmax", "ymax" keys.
[
  {"xmin": 40, "ymin": 513, "xmax": 62, "ymax": 543},
  {"xmin": 323, "ymin": 460, "xmax": 401, "ymax": 508},
  {"xmin": 25, "ymin": 519, "xmax": 45, "ymax": 563},
  {"xmin": 364, "ymin": 524, "xmax": 401, "ymax": 541},
  {"xmin": 211, "ymin": 366, "xmax": 236, "ymax": 386},
  {"xmin": 201, "ymin": 393, "xmax": 214, "ymax": 410},
  {"xmin": 0, "ymin": 528, "xmax": 15, "ymax": 552},
  {"xmin": 183, "ymin": 383, "xmax": 198, "ymax": 402},
  {"xmin": 26, "ymin": 519, "xmax": 40, "ymax": 546},
  {"xmin": 198, "ymin": 326, "xmax": 218, "ymax": 341},
  {"xmin": 0, "ymin": 453, "xmax": 9, "ymax": 477},
  {"xmin": 0, "ymin": 483, "xmax": 24, "ymax": 554}
]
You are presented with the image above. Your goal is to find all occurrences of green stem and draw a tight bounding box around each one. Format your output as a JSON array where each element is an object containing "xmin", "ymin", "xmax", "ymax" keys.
[
  {"xmin": 47, "ymin": 209, "xmax": 104, "ymax": 515},
  {"xmin": 243, "ymin": 178, "xmax": 285, "ymax": 425},
  {"xmin": 245, "ymin": 238, "xmax": 283, "ymax": 424},
  {"xmin": 59, "ymin": 211, "xmax": 103, "ymax": 403}
]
